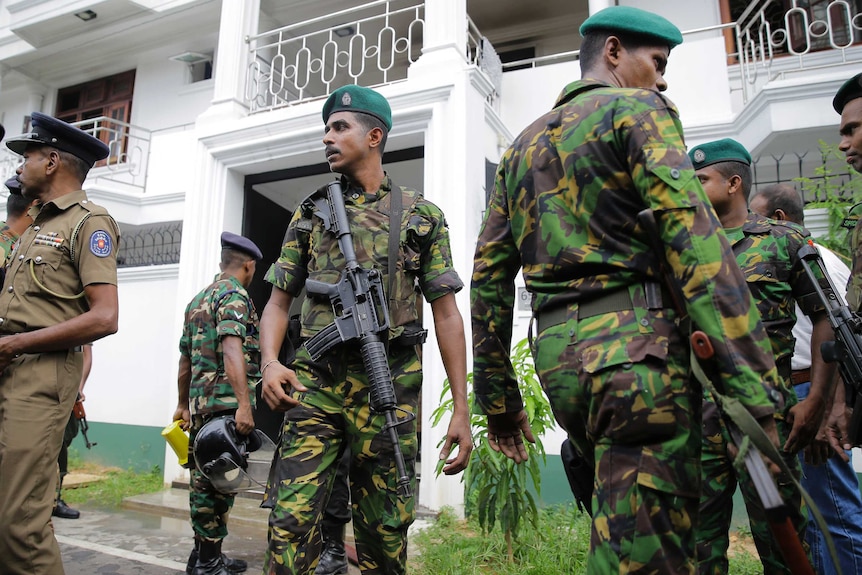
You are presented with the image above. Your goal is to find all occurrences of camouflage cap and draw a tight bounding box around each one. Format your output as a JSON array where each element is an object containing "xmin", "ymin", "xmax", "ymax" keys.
[
  {"xmin": 833, "ymin": 72, "xmax": 862, "ymax": 114},
  {"xmin": 579, "ymin": 6, "xmax": 683, "ymax": 49},
  {"xmin": 221, "ymin": 231, "xmax": 262, "ymax": 260},
  {"xmin": 688, "ymin": 138, "xmax": 752, "ymax": 170},
  {"xmin": 322, "ymin": 85, "xmax": 392, "ymax": 131}
]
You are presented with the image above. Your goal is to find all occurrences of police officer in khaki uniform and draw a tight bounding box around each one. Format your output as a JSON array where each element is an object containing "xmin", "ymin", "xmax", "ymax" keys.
[{"xmin": 0, "ymin": 112, "xmax": 120, "ymax": 575}]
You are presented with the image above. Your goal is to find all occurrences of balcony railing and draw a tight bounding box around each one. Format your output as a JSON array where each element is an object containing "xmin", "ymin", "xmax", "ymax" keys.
[
  {"xmin": 467, "ymin": 16, "xmax": 502, "ymax": 107},
  {"xmin": 245, "ymin": 0, "xmax": 425, "ymax": 113},
  {"xmin": 0, "ymin": 116, "xmax": 151, "ymax": 193},
  {"xmin": 734, "ymin": 0, "xmax": 862, "ymax": 102}
]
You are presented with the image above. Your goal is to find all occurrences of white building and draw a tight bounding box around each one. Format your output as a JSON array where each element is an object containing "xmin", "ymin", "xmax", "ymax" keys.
[{"xmin": 0, "ymin": 0, "xmax": 859, "ymax": 513}]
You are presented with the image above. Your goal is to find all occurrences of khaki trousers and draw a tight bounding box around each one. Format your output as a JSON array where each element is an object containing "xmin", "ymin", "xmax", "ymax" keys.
[{"xmin": 0, "ymin": 350, "xmax": 82, "ymax": 575}]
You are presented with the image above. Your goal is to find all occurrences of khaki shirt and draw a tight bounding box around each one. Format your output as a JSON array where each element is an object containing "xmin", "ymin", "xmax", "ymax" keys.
[{"xmin": 0, "ymin": 190, "xmax": 119, "ymax": 333}]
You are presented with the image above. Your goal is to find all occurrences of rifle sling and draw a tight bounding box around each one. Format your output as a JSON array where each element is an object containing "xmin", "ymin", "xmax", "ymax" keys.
[
  {"xmin": 387, "ymin": 184, "xmax": 402, "ymax": 353},
  {"xmin": 690, "ymin": 353, "xmax": 842, "ymax": 575}
]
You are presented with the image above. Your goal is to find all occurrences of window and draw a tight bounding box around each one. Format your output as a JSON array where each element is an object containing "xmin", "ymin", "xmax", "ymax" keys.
[{"xmin": 55, "ymin": 70, "xmax": 135, "ymax": 165}]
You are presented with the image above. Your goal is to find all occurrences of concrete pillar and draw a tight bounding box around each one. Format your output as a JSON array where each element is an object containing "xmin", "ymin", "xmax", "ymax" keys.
[
  {"xmin": 200, "ymin": 0, "xmax": 260, "ymax": 121},
  {"xmin": 410, "ymin": 0, "xmax": 468, "ymax": 75},
  {"xmin": 588, "ymin": 0, "xmax": 613, "ymax": 14}
]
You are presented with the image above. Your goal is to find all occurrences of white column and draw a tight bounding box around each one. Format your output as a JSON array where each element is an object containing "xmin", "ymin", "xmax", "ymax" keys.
[
  {"xmin": 588, "ymin": 0, "xmax": 613, "ymax": 14},
  {"xmin": 199, "ymin": 0, "xmax": 260, "ymax": 123},
  {"xmin": 409, "ymin": 0, "xmax": 468, "ymax": 75},
  {"xmin": 416, "ymin": 68, "xmax": 494, "ymax": 514}
]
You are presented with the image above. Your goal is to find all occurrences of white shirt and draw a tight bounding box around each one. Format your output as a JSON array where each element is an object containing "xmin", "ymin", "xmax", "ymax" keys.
[{"xmin": 792, "ymin": 243, "xmax": 850, "ymax": 371}]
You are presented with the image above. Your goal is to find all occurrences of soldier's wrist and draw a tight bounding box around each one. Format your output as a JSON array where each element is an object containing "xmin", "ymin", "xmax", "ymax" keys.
[{"xmin": 261, "ymin": 359, "xmax": 280, "ymax": 377}]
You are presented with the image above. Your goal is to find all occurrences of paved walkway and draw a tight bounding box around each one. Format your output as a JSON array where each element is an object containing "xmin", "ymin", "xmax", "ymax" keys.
[{"xmin": 55, "ymin": 486, "xmax": 428, "ymax": 574}]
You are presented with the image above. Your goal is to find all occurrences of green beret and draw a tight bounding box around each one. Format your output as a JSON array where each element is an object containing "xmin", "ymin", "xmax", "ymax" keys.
[
  {"xmin": 833, "ymin": 72, "xmax": 862, "ymax": 114},
  {"xmin": 688, "ymin": 138, "xmax": 752, "ymax": 170},
  {"xmin": 322, "ymin": 85, "xmax": 392, "ymax": 131},
  {"xmin": 579, "ymin": 6, "xmax": 683, "ymax": 49}
]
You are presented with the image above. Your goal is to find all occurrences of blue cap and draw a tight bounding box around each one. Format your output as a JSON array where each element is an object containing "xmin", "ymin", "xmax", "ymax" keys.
[
  {"xmin": 221, "ymin": 231, "xmax": 262, "ymax": 260},
  {"xmin": 5, "ymin": 112, "xmax": 110, "ymax": 167},
  {"xmin": 4, "ymin": 176, "xmax": 21, "ymax": 195}
]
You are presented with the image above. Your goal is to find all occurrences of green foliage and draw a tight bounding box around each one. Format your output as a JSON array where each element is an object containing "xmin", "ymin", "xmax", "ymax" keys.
[
  {"xmin": 794, "ymin": 140, "xmax": 862, "ymax": 258},
  {"xmin": 431, "ymin": 338, "xmax": 556, "ymax": 562},
  {"xmin": 62, "ymin": 465, "xmax": 165, "ymax": 508},
  {"xmin": 412, "ymin": 504, "xmax": 763, "ymax": 573}
]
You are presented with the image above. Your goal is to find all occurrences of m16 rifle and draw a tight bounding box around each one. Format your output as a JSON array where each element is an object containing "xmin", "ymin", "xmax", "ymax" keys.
[
  {"xmin": 303, "ymin": 180, "xmax": 415, "ymax": 498},
  {"xmin": 796, "ymin": 240, "xmax": 862, "ymax": 446}
]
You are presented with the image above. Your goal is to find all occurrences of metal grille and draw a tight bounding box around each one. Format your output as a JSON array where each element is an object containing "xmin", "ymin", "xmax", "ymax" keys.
[
  {"xmin": 245, "ymin": 0, "xmax": 425, "ymax": 113},
  {"xmin": 117, "ymin": 221, "xmax": 182, "ymax": 268}
]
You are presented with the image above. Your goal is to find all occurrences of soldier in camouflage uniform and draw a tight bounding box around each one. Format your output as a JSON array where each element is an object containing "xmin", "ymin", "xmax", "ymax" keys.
[
  {"xmin": 836, "ymin": 73, "xmax": 862, "ymax": 314},
  {"xmin": 470, "ymin": 7, "xmax": 784, "ymax": 574},
  {"xmin": 173, "ymin": 231, "xmax": 262, "ymax": 575},
  {"xmin": 260, "ymin": 84, "xmax": 472, "ymax": 575},
  {"xmin": 688, "ymin": 139, "xmax": 836, "ymax": 574}
]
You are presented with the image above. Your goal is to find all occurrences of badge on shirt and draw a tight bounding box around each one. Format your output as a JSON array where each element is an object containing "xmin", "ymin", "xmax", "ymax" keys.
[{"xmin": 89, "ymin": 230, "xmax": 113, "ymax": 257}]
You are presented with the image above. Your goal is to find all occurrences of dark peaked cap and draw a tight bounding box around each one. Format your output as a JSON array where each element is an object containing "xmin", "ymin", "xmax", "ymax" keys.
[
  {"xmin": 4, "ymin": 176, "xmax": 21, "ymax": 196},
  {"xmin": 5, "ymin": 112, "xmax": 110, "ymax": 167},
  {"xmin": 834, "ymin": 72, "xmax": 862, "ymax": 114},
  {"xmin": 221, "ymin": 231, "xmax": 262, "ymax": 260}
]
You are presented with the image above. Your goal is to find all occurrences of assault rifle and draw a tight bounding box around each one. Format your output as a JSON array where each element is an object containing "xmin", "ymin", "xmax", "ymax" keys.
[
  {"xmin": 796, "ymin": 240, "xmax": 862, "ymax": 446},
  {"xmin": 637, "ymin": 209, "xmax": 814, "ymax": 575},
  {"xmin": 72, "ymin": 393, "xmax": 96, "ymax": 449},
  {"xmin": 303, "ymin": 180, "xmax": 415, "ymax": 498}
]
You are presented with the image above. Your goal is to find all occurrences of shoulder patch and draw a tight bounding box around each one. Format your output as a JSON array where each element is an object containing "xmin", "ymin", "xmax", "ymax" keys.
[{"xmin": 89, "ymin": 230, "xmax": 113, "ymax": 257}]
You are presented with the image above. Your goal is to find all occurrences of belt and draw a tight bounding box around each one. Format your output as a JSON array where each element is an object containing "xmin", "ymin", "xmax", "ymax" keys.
[
  {"xmin": 791, "ymin": 368, "xmax": 811, "ymax": 386},
  {"xmin": 536, "ymin": 289, "xmax": 634, "ymax": 333}
]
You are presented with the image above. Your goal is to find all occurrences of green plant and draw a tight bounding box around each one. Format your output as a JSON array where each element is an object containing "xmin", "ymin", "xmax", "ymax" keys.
[
  {"xmin": 794, "ymin": 140, "xmax": 862, "ymax": 258},
  {"xmin": 412, "ymin": 504, "xmax": 763, "ymax": 574},
  {"xmin": 62, "ymin": 465, "xmax": 165, "ymax": 508},
  {"xmin": 431, "ymin": 337, "xmax": 556, "ymax": 563}
]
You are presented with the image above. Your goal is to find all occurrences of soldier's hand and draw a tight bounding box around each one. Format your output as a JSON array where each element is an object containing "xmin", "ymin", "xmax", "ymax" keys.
[
  {"xmin": 487, "ymin": 410, "xmax": 535, "ymax": 464},
  {"xmin": 438, "ymin": 409, "xmax": 473, "ymax": 475},
  {"xmin": 784, "ymin": 397, "xmax": 826, "ymax": 454},
  {"xmin": 172, "ymin": 406, "xmax": 191, "ymax": 431},
  {"xmin": 822, "ymin": 398, "xmax": 851, "ymax": 462},
  {"xmin": 261, "ymin": 361, "xmax": 307, "ymax": 411},
  {"xmin": 234, "ymin": 404, "xmax": 255, "ymax": 436}
]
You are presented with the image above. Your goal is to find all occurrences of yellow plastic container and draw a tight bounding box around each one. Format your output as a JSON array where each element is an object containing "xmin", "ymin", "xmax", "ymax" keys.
[{"xmin": 161, "ymin": 420, "xmax": 189, "ymax": 466}]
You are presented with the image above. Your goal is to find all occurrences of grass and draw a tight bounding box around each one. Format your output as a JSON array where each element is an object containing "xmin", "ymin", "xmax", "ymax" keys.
[
  {"xmin": 411, "ymin": 505, "xmax": 763, "ymax": 574},
  {"xmin": 60, "ymin": 460, "xmax": 166, "ymax": 508}
]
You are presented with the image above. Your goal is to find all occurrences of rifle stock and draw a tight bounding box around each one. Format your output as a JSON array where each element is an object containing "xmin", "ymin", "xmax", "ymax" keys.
[
  {"xmin": 303, "ymin": 181, "xmax": 414, "ymax": 498},
  {"xmin": 73, "ymin": 393, "xmax": 96, "ymax": 449}
]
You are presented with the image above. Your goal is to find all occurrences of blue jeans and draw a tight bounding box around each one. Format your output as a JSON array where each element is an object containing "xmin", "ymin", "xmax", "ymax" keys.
[{"xmin": 795, "ymin": 381, "xmax": 862, "ymax": 575}]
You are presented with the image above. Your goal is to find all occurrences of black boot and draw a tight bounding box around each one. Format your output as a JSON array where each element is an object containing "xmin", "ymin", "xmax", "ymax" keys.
[
  {"xmin": 53, "ymin": 474, "xmax": 80, "ymax": 519},
  {"xmin": 192, "ymin": 540, "xmax": 230, "ymax": 575},
  {"xmin": 187, "ymin": 540, "xmax": 247, "ymax": 574},
  {"xmin": 315, "ymin": 524, "xmax": 348, "ymax": 575}
]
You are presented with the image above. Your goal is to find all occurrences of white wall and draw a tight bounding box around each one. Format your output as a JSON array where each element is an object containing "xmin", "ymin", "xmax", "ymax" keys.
[{"xmin": 84, "ymin": 266, "xmax": 180, "ymax": 430}]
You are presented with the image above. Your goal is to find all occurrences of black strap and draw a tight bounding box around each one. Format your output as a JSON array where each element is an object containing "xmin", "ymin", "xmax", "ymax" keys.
[{"xmin": 387, "ymin": 184, "xmax": 402, "ymax": 352}]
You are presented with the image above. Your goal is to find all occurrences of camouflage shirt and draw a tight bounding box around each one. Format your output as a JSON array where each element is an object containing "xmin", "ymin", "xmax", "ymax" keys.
[
  {"xmin": 726, "ymin": 214, "xmax": 823, "ymax": 380},
  {"xmin": 848, "ymin": 217, "xmax": 862, "ymax": 312},
  {"xmin": 471, "ymin": 79, "xmax": 782, "ymax": 418},
  {"xmin": 0, "ymin": 223, "xmax": 19, "ymax": 267},
  {"xmin": 265, "ymin": 174, "xmax": 463, "ymax": 340},
  {"xmin": 179, "ymin": 273, "xmax": 260, "ymax": 416}
]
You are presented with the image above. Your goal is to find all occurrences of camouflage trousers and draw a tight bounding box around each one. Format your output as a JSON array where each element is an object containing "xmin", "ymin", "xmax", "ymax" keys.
[
  {"xmin": 189, "ymin": 418, "xmax": 235, "ymax": 542},
  {"xmin": 264, "ymin": 344, "xmax": 420, "ymax": 575},
  {"xmin": 697, "ymin": 392, "xmax": 807, "ymax": 575},
  {"xmin": 533, "ymin": 294, "xmax": 701, "ymax": 575}
]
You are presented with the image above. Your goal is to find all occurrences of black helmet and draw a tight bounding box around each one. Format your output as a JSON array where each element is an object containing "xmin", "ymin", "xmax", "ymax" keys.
[{"xmin": 193, "ymin": 415, "xmax": 275, "ymax": 494}]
